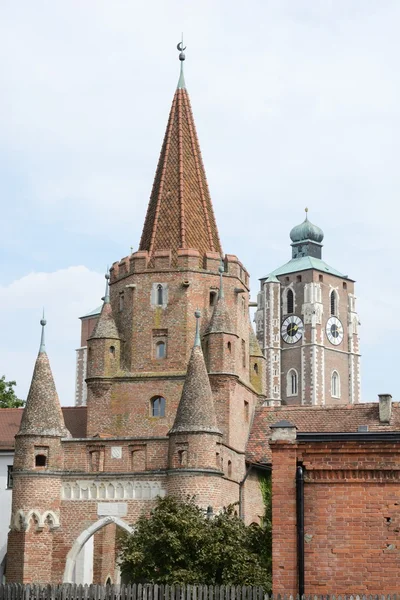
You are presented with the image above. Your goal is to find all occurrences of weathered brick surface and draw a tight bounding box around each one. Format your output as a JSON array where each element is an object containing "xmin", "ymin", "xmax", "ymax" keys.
[{"xmin": 271, "ymin": 438, "xmax": 400, "ymax": 595}]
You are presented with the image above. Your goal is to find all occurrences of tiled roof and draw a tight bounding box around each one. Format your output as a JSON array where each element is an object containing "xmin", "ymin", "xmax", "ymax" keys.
[
  {"xmin": 170, "ymin": 345, "xmax": 221, "ymax": 435},
  {"xmin": 0, "ymin": 406, "xmax": 87, "ymax": 450},
  {"xmin": 19, "ymin": 351, "xmax": 70, "ymax": 437},
  {"xmin": 89, "ymin": 302, "xmax": 119, "ymax": 340},
  {"xmin": 206, "ymin": 296, "xmax": 234, "ymax": 335},
  {"xmin": 247, "ymin": 403, "xmax": 400, "ymax": 464},
  {"xmin": 139, "ymin": 86, "xmax": 222, "ymax": 263}
]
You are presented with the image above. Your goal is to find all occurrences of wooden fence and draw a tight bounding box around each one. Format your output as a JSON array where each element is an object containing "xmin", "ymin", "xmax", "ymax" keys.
[{"xmin": 0, "ymin": 586, "xmax": 399, "ymax": 600}]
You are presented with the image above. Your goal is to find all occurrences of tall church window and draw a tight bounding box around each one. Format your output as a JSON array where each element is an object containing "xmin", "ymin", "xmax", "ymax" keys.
[
  {"xmin": 287, "ymin": 289, "xmax": 294, "ymax": 314},
  {"xmin": 331, "ymin": 371, "xmax": 340, "ymax": 398},
  {"xmin": 287, "ymin": 369, "xmax": 298, "ymax": 396},
  {"xmin": 151, "ymin": 396, "xmax": 166, "ymax": 417},
  {"xmin": 330, "ymin": 290, "xmax": 338, "ymax": 316}
]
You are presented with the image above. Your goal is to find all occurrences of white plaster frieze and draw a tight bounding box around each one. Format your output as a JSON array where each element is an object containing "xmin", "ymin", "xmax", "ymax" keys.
[{"xmin": 61, "ymin": 480, "xmax": 166, "ymax": 501}]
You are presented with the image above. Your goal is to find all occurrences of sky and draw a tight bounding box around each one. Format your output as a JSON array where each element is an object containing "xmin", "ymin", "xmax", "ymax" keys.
[{"xmin": 1, "ymin": 0, "xmax": 399, "ymax": 405}]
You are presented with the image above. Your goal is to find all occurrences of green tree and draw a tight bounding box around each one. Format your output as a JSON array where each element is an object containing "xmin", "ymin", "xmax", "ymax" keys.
[
  {"xmin": 0, "ymin": 376, "xmax": 25, "ymax": 408},
  {"xmin": 118, "ymin": 495, "xmax": 271, "ymax": 590}
]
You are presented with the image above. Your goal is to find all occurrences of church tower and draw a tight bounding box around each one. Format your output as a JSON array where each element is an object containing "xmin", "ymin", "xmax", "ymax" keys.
[{"xmin": 255, "ymin": 210, "xmax": 361, "ymax": 405}]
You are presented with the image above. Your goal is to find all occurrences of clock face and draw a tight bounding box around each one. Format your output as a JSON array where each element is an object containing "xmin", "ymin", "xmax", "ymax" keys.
[
  {"xmin": 326, "ymin": 316, "xmax": 344, "ymax": 346},
  {"xmin": 281, "ymin": 315, "xmax": 304, "ymax": 344}
]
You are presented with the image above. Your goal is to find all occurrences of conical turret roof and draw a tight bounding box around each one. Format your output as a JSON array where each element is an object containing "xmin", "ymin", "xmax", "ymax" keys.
[
  {"xmin": 89, "ymin": 273, "xmax": 120, "ymax": 340},
  {"xmin": 249, "ymin": 324, "xmax": 263, "ymax": 357},
  {"xmin": 170, "ymin": 311, "xmax": 221, "ymax": 435},
  {"xmin": 139, "ymin": 51, "xmax": 222, "ymax": 264},
  {"xmin": 18, "ymin": 315, "xmax": 69, "ymax": 437},
  {"xmin": 206, "ymin": 266, "xmax": 235, "ymax": 335}
]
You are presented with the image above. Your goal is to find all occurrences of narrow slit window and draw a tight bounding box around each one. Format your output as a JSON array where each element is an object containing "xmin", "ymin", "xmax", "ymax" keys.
[{"xmin": 157, "ymin": 284, "xmax": 163, "ymax": 306}]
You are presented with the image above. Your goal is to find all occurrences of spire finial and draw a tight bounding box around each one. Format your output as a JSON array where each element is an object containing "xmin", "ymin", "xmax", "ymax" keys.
[
  {"xmin": 218, "ymin": 262, "xmax": 225, "ymax": 300},
  {"xmin": 305, "ymin": 207, "xmax": 309, "ymax": 221},
  {"xmin": 104, "ymin": 268, "xmax": 110, "ymax": 304},
  {"xmin": 39, "ymin": 308, "xmax": 46, "ymax": 354},
  {"xmin": 177, "ymin": 36, "xmax": 186, "ymax": 89},
  {"xmin": 194, "ymin": 309, "xmax": 201, "ymax": 346}
]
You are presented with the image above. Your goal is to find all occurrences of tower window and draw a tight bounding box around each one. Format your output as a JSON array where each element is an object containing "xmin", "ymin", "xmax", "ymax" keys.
[
  {"xmin": 157, "ymin": 284, "xmax": 163, "ymax": 306},
  {"xmin": 241, "ymin": 339, "xmax": 246, "ymax": 367},
  {"xmin": 330, "ymin": 290, "xmax": 338, "ymax": 316},
  {"xmin": 331, "ymin": 371, "xmax": 340, "ymax": 398},
  {"xmin": 119, "ymin": 292, "xmax": 124, "ymax": 312},
  {"xmin": 244, "ymin": 401, "xmax": 249, "ymax": 421},
  {"xmin": 151, "ymin": 396, "xmax": 166, "ymax": 417},
  {"xmin": 287, "ymin": 369, "xmax": 298, "ymax": 396},
  {"xmin": 35, "ymin": 454, "xmax": 47, "ymax": 467},
  {"xmin": 7, "ymin": 465, "xmax": 13, "ymax": 489},
  {"xmin": 227, "ymin": 341, "xmax": 232, "ymax": 353},
  {"xmin": 287, "ymin": 289, "xmax": 294, "ymax": 314},
  {"xmin": 253, "ymin": 363, "xmax": 258, "ymax": 375},
  {"xmin": 109, "ymin": 345, "xmax": 115, "ymax": 356},
  {"xmin": 227, "ymin": 460, "xmax": 232, "ymax": 477},
  {"xmin": 209, "ymin": 290, "xmax": 217, "ymax": 306},
  {"xmin": 155, "ymin": 341, "xmax": 166, "ymax": 359},
  {"xmin": 343, "ymin": 281, "xmax": 347, "ymax": 290},
  {"xmin": 296, "ymin": 275, "xmax": 302, "ymax": 283},
  {"xmin": 319, "ymin": 274, "xmax": 323, "ymax": 282}
]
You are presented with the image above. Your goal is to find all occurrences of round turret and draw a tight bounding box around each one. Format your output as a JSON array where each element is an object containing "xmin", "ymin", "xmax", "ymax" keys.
[{"xmin": 290, "ymin": 209, "xmax": 324, "ymax": 244}]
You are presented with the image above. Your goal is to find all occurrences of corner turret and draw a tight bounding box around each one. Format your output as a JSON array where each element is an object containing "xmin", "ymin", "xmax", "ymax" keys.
[
  {"xmin": 87, "ymin": 271, "xmax": 121, "ymax": 378},
  {"xmin": 167, "ymin": 311, "xmax": 222, "ymax": 507}
]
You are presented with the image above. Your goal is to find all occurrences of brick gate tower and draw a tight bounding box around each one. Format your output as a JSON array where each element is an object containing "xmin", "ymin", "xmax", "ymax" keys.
[
  {"xmin": 255, "ymin": 210, "xmax": 361, "ymax": 405},
  {"xmin": 7, "ymin": 45, "xmax": 266, "ymax": 584}
]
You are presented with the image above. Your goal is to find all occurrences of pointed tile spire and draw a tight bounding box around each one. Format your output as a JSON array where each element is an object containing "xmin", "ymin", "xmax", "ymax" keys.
[
  {"xmin": 18, "ymin": 315, "xmax": 69, "ymax": 437},
  {"xmin": 139, "ymin": 42, "xmax": 222, "ymax": 264},
  {"xmin": 170, "ymin": 311, "xmax": 220, "ymax": 434},
  {"xmin": 89, "ymin": 270, "xmax": 120, "ymax": 340},
  {"xmin": 206, "ymin": 265, "xmax": 235, "ymax": 335}
]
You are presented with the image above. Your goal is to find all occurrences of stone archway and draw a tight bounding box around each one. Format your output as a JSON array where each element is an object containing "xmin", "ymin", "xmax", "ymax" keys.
[{"xmin": 63, "ymin": 516, "xmax": 134, "ymax": 583}]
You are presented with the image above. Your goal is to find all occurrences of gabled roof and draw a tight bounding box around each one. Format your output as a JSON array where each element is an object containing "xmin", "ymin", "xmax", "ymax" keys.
[
  {"xmin": 0, "ymin": 407, "xmax": 87, "ymax": 450},
  {"xmin": 247, "ymin": 403, "xmax": 400, "ymax": 464},
  {"xmin": 263, "ymin": 256, "xmax": 349, "ymax": 280},
  {"xmin": 139, "ymin": 83, "xmax": 222, "ymax": 263}
]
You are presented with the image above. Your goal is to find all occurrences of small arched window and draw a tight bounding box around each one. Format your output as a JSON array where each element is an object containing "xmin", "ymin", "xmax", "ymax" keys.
[
  {"xmin": 330, "ymin": 290, "xmax": 338, "ymax": 316},
  {"xmin": 109, "ymin": 346, "xmax": 115, "ymax": 356},
  {"xmin": 287, "ymin": 369, "xmax": 298, "ymax": 397},
  {"xmin": 157, "ymin": 284, "xmax": 163, "ymax": 306},
  {"xmin": 331, "ymin": 371, "xmax": 340, "ymax": 398},
  {"xmin": 287, "ymin": 289, "xmax": 294, "ymax": 314},
  {"xmin": 253, "ymin": 363, "xmax": 259, "ymax": 375},
  {"xmin": 35, "ymin": 454, "xmax": 47, "ymax": 467},
  {"xmin": 227, "ymin": 460, "xmax": 232, "ymax": 477},
  {"xmin": 227, "ymin": 341, "xmax": 232, "ymax": 353},
  {"xmin": 151, "ymin": 396, "xmax": 166, "ymax": 417},
  {"xmin": 156, "ymin": 341, "xmax": 166, "ymax": 359}
]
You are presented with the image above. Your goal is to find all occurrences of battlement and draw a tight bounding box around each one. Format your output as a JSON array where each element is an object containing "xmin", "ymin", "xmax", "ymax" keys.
[{"xmin": 110, "ymin": 249, "xmax": 250, "ymax": 288}]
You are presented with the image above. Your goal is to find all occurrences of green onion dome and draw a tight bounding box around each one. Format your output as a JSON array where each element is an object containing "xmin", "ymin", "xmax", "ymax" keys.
[{"xmin": 290, "ymin": 209, "xmax": 324, "ymax": 244}]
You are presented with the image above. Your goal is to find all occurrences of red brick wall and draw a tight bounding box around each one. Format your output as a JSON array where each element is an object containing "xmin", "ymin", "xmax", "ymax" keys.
[{"xmin": 271, "ymin": 438, "xmax": 400, "ymax": 595}]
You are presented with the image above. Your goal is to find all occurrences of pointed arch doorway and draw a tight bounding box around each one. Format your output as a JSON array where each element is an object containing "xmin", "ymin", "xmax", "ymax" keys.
[{"xmin": 63, "ymin": 516, "xmax": 134, "ymax": 583}]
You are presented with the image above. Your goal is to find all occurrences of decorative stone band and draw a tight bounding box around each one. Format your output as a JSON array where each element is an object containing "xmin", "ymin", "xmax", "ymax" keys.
[
  {"xmin": 61, "ymin": 480, "xmax": 166, "ymax": 501},
  {"xmin": 304, "ymin": 469, "xmax": 400, "ymax": 483},
  {"xmin": 10, "ymin": 509, "xmax": 60, "ymax": 532}
]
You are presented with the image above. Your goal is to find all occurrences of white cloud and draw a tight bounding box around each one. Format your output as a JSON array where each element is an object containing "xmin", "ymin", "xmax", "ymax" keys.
[
  {"xmin": 1, "ymin": 0, "xmax": 400, "ymax": 401},
  {"xmin": 0, "ymin": 267, "xmax": 104, "ymax": 404}
]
